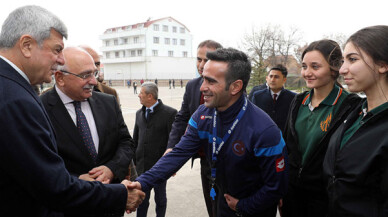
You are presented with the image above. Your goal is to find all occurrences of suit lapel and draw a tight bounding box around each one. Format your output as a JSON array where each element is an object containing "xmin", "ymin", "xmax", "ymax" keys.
[{"xmin": 47, "ymin": 88, "xmax": 88, "ymax": 152}]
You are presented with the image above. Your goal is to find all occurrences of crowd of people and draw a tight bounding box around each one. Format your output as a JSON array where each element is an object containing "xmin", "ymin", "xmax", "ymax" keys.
[{"xmin": 1, "ymin": 5, "xmax": 388, "ymax": 217}]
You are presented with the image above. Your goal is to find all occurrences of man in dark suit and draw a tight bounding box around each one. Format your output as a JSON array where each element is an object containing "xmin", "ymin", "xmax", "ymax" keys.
[
  {"xmin": 41, "ymin": 46, "xmax": 134, "ymax": 187},
  {"xmin": 0, "ymin": 5, "xmax": 143, "ymax": 217},
  {"xmin": 80, "ymin": 45, "xmax": 120, "ymax": 104},
  {"xmin": 165, "ymin": 40, "xmax": 222, "ymax": 217},
  {"xmin": 133, "ymin": 82, "xmax": 177, "ymax": 217},
  {"xmin": 252, "ymin": 64, "xmax": 296, "ymax": 133}
]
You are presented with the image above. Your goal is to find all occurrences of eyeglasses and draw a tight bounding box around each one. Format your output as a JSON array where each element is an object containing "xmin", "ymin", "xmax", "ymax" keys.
[
  {"xmin": 95, "ymin": 62, "xmax": 101, "ymax": 67},
  {"xmin": 60, "ymin": 70, "xmax": 99, "ymax": 80}
]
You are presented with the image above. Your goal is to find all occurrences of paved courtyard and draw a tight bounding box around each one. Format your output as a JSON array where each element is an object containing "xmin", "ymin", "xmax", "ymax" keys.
[{"xmin": 117, "ymin": 85, "xmax": 208, "ymax": 217}]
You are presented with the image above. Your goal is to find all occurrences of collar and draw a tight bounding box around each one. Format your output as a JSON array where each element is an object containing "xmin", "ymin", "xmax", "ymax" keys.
[
  {"xmin": 147, "ymin": 100, "xmax": 159, "ymax": 112},
  {"xmin": 361, "ymin": 100, "xmax": 388, "ymax": 118},
  {"xmin": 270, "ymin": 88, "xmax": 283, "ymax": 96},
  {"xmin": 0, "ymin": 55, "xmax": 30, "ymax": 84},
  {"xmin": 218, "ymin": 94, "xmax": 245, "ymax": 124},
  {"xmin": 55, "ymin": 85, "xmax": 87, "ymax": 104},
  {"xmin": 302, "ymin": 84, "xmax": 343, "ymax": 106}
]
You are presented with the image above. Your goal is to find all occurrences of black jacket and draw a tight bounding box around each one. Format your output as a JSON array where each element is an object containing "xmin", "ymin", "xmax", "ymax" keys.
[
  {"xmin": 133, "ymin": 99, "xmax": 177, "ymax": 175},
  {"xmin": 284, "ymin": 92, "xmax": 360, "ymax": 193},
  {"xmin": 251, "ymin": 88, "xmax": 296, "ymax": 133},
  {"xmin": 324, "ymin": 99, "xmax": 388, "ymax": 217}
]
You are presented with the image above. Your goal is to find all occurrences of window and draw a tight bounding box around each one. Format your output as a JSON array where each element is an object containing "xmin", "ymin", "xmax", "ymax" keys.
[
  {"xmin": 123, "ymin": 38, "xmax": 128, "ymax": 44},
  {"xmin": 165, "ymin": 38, "xmax": 170, "ymax": 45},
  {"xmin": 153, "ymin": 24, "xmax": 159, "ymax": 31},
  {"xmin": 134, "ymin": 36, "xmax": 139, "ymax": 44},
  {"xmin": 172, "ymin": 38, "xmax": 177, "ymax": 45},
  {"xmin": 152, "ymin": 50, "xmax": 158, "ymax": 56},
  {"xmin": 105, "ymin": 40, "xmax": 110, "ymax": 46},
  {"xmin": 106, "ymin": 52, "xmax": 110, "ymax": 59},
  {"xmin": 172, "ymin": 26, "xmax": 177, "ymax": 33},
  {"xmin": 137, "ymin": 50, "xmax": 143, "ymax": 56},
  {"xmin": 115, "ymin": 51, "xmax": 119, "ymax": 58},
  {"xmin": 131, "ymin": 50, "xmax": 136, "ymax": 57},
  {"xmin": 163, "ymin": 25, "xmax": 168, "ymax": 32},
  {"xmin": 180, "ymin": 27, "xmax": 185, "ymax": 33},
  {"xmin": 114, "ymin": 39, "xmax": 118, "ymax": 45},
  {"xmin": 168, "ymin": 51, "xmax": 174, "ymax": 57},
  {"xmin": 122, "ymin": 51, "xmax": 126, "ymax": 57},
  {"xmin": 180, "ymin": 39, "xmax": 185, "ymax": 46},
  {"xmin": 153, "ymin": 37, "xmax": 159, "ymax": 44},
  {"xmin": 183, "ymin": 51, "xmax": 188, "ymax": 57}
]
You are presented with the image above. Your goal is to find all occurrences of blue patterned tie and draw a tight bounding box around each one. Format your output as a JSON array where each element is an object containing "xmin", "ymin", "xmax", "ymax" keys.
[{"xmin": 73, "ymin": 101, "xmax": 97, "ymax": 163}]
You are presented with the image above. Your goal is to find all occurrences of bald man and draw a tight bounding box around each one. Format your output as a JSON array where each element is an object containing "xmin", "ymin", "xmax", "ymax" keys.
[
  {"xmin": 40, "ymin": 47, "xmax": 136, "ymax": 216},
  {"xmin": 79, "ymin": 45, "xmax": 120, "ymax": 104}
]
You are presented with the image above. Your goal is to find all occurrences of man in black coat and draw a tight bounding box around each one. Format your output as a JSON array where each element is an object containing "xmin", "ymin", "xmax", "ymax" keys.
[
  {"xmin": 252, "ymin": 64, "xmax": 296, "ymax": 133},
  {"xmin": 165, "ymin": 40, "xmax": 222, "ymax": 217},
  {"xmin": 133, "ymin": 82, "xmax": 177, "ymax": 217}
]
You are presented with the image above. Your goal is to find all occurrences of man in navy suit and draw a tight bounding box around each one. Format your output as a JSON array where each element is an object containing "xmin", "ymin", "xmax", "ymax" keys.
[
  {"xmin": 165, "ymin": 40, "xmax": 222, "ymax": 217},
  {"xmin": 0, "ymin": 5, "xmax": 144, "ymax": 216},
  {"xmin": 251, "ymin": 64, "xmax": 296, "ymax": 133}
]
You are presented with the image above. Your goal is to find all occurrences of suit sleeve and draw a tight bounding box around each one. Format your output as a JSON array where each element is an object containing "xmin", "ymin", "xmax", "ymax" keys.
[
  {"xmin": 167, "ymin": 83, "xmax": 193, "ymax": 149},
  {"xmin": 137, "ymin": 110, "xmax": 202, "ymax": 192},
  {"xmin": 0, "ymin": 96, "xmax": 127, "ymax": 215},
  {"xmin": 237, "ymin": 126, "xmax": 289, "ymax": 215},
  {"xmin": 104, "ymin": 96, "xmax": 133, "ymax": 181}
]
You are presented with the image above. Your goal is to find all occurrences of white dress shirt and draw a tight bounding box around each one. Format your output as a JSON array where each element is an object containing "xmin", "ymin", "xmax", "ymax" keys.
[{"xmin": 55, "ymin": 86, "xmax": 99, "ymax": 152}]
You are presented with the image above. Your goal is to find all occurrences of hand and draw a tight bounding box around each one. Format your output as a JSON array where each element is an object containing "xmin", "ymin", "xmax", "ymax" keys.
[
  {"xmin": 88, "ymin": 165, "xmax": 114, "ymax": 184},
  {"xmin": 163, "ymin": 148, "xmax": 173, "ymax": 156},
  {"xmin": 278, "ymin": 199, "xmax": 283, "ymax": 217},
  {"xmin": 126, "ymin": 181, "xmax": 142, "ymax": 190},
  {"xmin": 224, "ymin": 194, "xmax": 239, "ymax": 211},
  {"xmin": 121, "ymin": 180, "xmax": 145, "ymax": 213},
  {"xmin": 79, "ymin": 173, "xmax": 96, "ymax": 182}
]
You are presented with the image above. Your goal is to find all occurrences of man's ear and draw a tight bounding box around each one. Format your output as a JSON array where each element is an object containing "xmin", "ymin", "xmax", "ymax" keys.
[
  {"xmin": 230, "ymin": 80, "xmax": 243, "ymax": 96},
  {"xmin": 55, "ymin": 71, "xmax": 65, "ymax": 87},
  {"xmin": 18, "ymin": 35, "xmax": 35, "ymax": 58}
]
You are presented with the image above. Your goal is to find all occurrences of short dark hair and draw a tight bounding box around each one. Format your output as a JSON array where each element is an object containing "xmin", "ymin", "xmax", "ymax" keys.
[
  {"xmin": 198, "ymin": 40, "xmax": 223, "ymax": 50},
  {"xmin": 302, "ymin": 39, "xmax": 342, "ymax": 80},
  {"xmin": 269, "ymin": 64, "xmax": 288, "ymax": 78},
  {"xmin": 206, "ymin": 48, "xmax": 251, "ymax": 92}
]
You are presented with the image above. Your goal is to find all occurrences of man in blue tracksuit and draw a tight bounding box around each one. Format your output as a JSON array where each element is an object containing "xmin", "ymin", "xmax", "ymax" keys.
[{"xmin": 131, "ymin": 48, "xmax": 288, "ymax": 217}]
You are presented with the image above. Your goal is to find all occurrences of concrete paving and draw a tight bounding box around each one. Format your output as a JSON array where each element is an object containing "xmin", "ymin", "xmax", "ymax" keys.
[
  {"xmin": 117, "ymin": 85, "xmax": 208, "ymax": 217},
  {"xmin": 115, "ymin": 85, "xmax": 280, "ymax": 217}
]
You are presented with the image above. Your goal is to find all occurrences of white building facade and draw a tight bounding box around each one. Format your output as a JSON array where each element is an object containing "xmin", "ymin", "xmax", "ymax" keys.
[{"xmin": 99, "ymin": 17, "xmax": 196, "ymax": 81}]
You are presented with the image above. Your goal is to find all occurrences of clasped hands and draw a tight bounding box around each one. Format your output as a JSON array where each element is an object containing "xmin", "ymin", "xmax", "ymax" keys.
[{"xmin": 121, "ymin": 180, "xmax": 144, "ymax": 213}]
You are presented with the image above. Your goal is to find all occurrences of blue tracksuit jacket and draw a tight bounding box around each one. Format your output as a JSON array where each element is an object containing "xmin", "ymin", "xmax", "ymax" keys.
[{"xmin": 136, "ymin": 95, "xmax": 288, "ymax": 216}]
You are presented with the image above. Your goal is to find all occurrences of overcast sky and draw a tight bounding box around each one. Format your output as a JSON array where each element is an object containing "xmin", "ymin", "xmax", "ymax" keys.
[{"xmin": 1, "ymin": 0, "xmax": 387, "ymax": 55}]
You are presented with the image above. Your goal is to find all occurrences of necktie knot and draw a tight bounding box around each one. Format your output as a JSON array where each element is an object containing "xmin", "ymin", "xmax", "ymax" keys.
[
  {"xmin": 73, "ymin": 101, "xmax": 81, "ymax": 109},
  {"xmin": 273, "ymin": 94, "xmax": 278, "ymax": 103},
  {"xmin": 146, "ymin": 108, "xmax": 151, "ymax": 120}
]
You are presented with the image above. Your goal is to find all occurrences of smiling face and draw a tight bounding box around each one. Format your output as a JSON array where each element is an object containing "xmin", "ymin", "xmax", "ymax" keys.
[
  {"xmin": 200, "ymin": 60, "xmax": 233, "ymax": 111},
  {"xmin": 28, "ymin": 29, "xmax": 65, "ymax": 85},
  {"xmin": 301, "ymin": 50, "xmax": 335, "ymax": 90},
  {"xmin": 56, "ymin": 48, "xmax": 98, "ymax": 101},
  {"xmin": 340, "ymin": 42, "xmax": 384, "ymax": 94}
]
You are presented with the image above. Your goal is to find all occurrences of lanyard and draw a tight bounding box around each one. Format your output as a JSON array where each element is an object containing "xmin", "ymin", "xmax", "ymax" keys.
[{"xmin": 210, "ymin": 97, "xmax": 248, "ymax": 200}]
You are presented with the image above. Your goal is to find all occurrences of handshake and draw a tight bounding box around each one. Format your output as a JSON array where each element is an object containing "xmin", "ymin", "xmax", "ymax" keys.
[{"xmin": 121, "ymin": 180, "xmax": 144, "ymax": 214}]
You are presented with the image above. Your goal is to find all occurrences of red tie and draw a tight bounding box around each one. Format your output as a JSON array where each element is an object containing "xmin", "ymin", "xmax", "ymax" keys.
[{"xmin": 273, "ymin": 94, "xmax": 277, "ymax": 104}]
